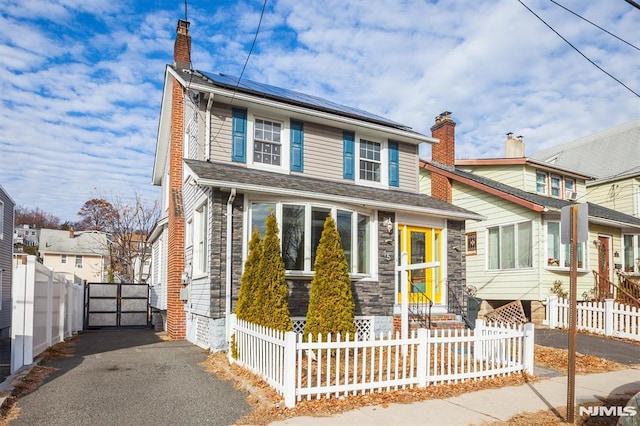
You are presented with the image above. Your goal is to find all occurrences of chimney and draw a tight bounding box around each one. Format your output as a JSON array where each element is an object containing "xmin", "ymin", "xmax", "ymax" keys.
[
  {"xmin": 69, "ymin": 226, "xmax": 74, "ymax": 239},
  {"xmin": 174, "ymin": 20, "xmax": 191, "ymax": 70},
  {"xmin": 505, "ymin": 132, "xmax": 525, "ymax": 158},
  {"xmin": 430, "ymin": 111, "xmax": 456, "ymax": 203}
]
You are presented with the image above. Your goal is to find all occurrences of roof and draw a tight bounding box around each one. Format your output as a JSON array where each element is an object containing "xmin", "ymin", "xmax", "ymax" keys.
[
  {"xmin": 530, "ymin": 119, "xmax": 640, "ymax": 181},
  {"xmin": 39, "ymin": 229, "xmax": 109, "ymax": 256},
  {"xmin": 185, "ymin": 159, "xmax": 484, "ymax": 221},
  {"xmin": 455, "ymin": 157, "xmax": 593, "ymax": 180},
  {"xmin": 153, "ymin": 66, "xmax": 436, "ymax": 185},
  {"xmin": 422, "ymin": 160, "xmax": 640, "ymax": 229}
]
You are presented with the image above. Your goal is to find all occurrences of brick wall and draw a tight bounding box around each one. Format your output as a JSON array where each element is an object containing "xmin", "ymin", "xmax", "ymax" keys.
[
  {"xmin": 430, "ymin": 113, "xmax": 456, "ymax": 203},
  {"xmin": 166, "ymin": 76, "xmax": 186, "ymax": 339}
]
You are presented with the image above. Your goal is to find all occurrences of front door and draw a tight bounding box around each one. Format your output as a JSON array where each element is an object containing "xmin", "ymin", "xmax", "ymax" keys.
[
  {"xmin": 597, "ymin": 235, "xmax": 611, "ymax": 297},
  {"xmin": 397, "ymin": 226, "xmax": 443, "ymax": 304}
]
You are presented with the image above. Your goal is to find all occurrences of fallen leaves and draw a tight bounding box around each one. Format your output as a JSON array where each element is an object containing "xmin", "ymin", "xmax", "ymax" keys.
[{"xmin": 534, "ymin": 345, "xmax": 625, "ymax": 374}]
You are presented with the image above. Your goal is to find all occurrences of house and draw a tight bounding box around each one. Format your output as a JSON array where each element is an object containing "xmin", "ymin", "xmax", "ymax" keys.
[
  {"xmin": 530, "ymin": 119, "xmax": 640, "ymax": 274},
  {"xmin": 419, "ymin": 113, "xmax": 640, "ymax": 321},
  {"xmin": 151, "ymin": 20, "xmax": 483, "ymax": 350},
  {"xmin": 0, "ymin": 185, "xmax": 15, "ymax": 340},
  {"xmin": 13, "ymin": 224, "xmax": 40, "ymax": 257},
  {"xmin": 38, "ymin": 227, "xmax": 109, "ymax": 283}
]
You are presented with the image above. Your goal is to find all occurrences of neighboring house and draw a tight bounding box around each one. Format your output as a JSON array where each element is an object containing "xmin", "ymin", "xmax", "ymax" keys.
[
  {"xmin": 0, "ymin": 185, "xmax": 15, "ymax": 339},
  {"xmin": 530, "ymin": 119, "xmax": 640, "ymax": 274},
  {"xmin": 39, "ymin": 227, "xmax": 109, "ymax": 283},
  {"xmin": 148, "ymin": 218, "xmax": 167, "ymax": 329},
  {"xmin": 152, "ymin": 20, "xmax": 482, "ymax": 350},
  {"xmin": 13, "ymin": 224, "xmax": 40, "ymax": 253},
  {"xmin": 420, "ymin": 113, "xmax": 640, "ymax": 320}
]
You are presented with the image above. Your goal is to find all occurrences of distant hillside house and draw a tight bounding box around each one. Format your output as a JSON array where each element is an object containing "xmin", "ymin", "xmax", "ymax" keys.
[{"xmin": 39, "ymin": 228, "xmax": 109, "ymax": 283}]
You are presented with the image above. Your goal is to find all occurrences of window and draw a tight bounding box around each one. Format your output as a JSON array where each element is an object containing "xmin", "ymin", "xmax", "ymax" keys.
[
  {"xmin": 466, "ymin": 232, "xmax": 477, "ymax": 255},
  {"xmin": 359, "ymin": 139, "xmax": 381, "ymax": 182},
  {"xmin": 249, "ymin": 202, "xmax": 372, "ymax": 275},
  {"xmin": 193, "ymin": 201, "xmax": 209, "ymax": 275},
  {"xmin": 75, "ymin": 255, "xmax": 83, "ymax": 268},
  {"xmin": 536, "ymin": 172, "xmax": 547, "ymax": 194},
  {"xmin": 564, "ymin": 179, "xmax": 576, "ymax": 199},
  {"xmin": 547, "ymin": 221, "xmax": 586, "ymax": 269},
  {"xmin": 623, "ymin": 235, "xmax": 640, "ymax": 273},
  {"xmin": 253, "ymin": 118, "xmax": 282, "ymax": 166},
  {"xmin": 61, "ymin": 254, "xmax": 67, "ymax": 264},
  {"xmin": 550, "ymin": 175, "xmax": 561, "ymax": 197},
  {"xmin": 487, "ymin": 221, "xmax": 532, "ymax": 270}
]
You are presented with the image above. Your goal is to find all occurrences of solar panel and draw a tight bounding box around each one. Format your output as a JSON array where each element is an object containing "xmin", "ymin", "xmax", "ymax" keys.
[{"xmin": 198, "ymin": 70, "xmax": 408, "ymax": 129}]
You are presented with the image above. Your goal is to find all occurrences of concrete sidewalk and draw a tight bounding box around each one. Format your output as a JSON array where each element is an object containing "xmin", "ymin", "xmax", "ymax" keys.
[{"xmin": 271, "ymin": 368, "xmax": 640, "ymax": 425}]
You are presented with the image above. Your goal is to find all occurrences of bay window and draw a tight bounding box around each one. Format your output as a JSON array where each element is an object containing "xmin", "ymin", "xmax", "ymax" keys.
[
  {"xmin": 546, "ymin": 221, "xmax": 586, "ymax": 269},
  {"xmin": 249, "ymin": 201, "xmax": 372, "ymax": 275},
  {"xmin": 487, "ymin": 221, "xmax": 532, "ymax": 270}
]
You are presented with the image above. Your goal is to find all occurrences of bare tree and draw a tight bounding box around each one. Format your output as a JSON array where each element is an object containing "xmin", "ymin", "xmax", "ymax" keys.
[{"xmin": 78, "ymin": 193, "xmax": 159, "ymax": 283}]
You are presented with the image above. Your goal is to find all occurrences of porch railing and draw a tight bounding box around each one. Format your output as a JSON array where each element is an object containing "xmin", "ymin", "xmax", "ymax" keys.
[
  {"xmin": 592, "ymin": 270, "xmax": 640, "ymax": 307},
  {"xmin": 407, "ymin": 283, "xmax": 432, "ymax": 328}
]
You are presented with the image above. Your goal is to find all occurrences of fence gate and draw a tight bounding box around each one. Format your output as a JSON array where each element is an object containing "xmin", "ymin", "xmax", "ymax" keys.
[{"xmin": 85, "ymin": 283, "xmax": 150, "ymax": 329}]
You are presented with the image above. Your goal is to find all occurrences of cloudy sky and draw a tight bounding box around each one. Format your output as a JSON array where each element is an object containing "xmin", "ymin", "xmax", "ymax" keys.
[{"xmin": 1, "ymin": 0, "xmax": 639, "ymax": 222}]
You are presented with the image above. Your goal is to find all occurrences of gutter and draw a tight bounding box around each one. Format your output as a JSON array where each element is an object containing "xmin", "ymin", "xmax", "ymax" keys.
[{"xmin": 225, "ymin": 188, "xmax": 236, "ymax": 343}]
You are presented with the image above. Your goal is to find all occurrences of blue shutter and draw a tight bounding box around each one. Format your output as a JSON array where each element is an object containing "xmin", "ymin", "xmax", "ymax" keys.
[
  {"xmin": 290, "ymin": 120, "xmax": 304, "ymax": 172},
  {"xmin": 343, "ymin": 131, "xmax": 355, "ymax": 180},
  {"xmin": 388, "ymin": 140, "xmax": 399, "ymax": 187},
  {"xmin": 231, "ymin": 108, "xmax": 247, "ymax": 163}
]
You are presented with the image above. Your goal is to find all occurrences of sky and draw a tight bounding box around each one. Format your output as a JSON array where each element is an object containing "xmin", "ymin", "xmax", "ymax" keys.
[{"xmin": 1, "ymin": 0, "xmax": 639, "ymax": 222}]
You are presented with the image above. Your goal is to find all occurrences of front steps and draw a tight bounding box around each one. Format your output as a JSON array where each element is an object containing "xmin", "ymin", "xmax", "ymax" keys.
[{"xmin": 395, "ymin": 313, "xmax": 468, "ymax": 334}]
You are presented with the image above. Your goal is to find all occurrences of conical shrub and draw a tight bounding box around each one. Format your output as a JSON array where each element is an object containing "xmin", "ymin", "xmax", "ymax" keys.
[
  {"xmin": 258, "ymin": 213, "xmax": 292, "ymax": 332},
  {"xmin": 236, "ymin": 228, "xmax": 263, "ymax": 323},
  {"xmin": 304, "ymin": 214, "xmax": 356, "ymax": 341}
]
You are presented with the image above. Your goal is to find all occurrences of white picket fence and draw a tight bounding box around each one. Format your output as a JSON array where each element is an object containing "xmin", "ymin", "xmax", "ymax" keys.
[
  {"xmin": 12, "ymin": 256, "xmax": 84, "ymax": 373},
  {"xmin": 230, "ymin": 314, "xmax": 534, "ymax": 407},
  {"xmin": 544, "ymin": 295, "xmax": 640, "ymax": 341}
]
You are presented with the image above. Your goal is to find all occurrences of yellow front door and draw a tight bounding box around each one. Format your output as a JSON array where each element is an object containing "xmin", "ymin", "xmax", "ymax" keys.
[{"xmin": 397, "ymin": 226, "xmax": 442, "ymax": 304}]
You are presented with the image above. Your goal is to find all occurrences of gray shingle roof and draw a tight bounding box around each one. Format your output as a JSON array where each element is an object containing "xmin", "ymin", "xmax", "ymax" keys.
[
  {"xmin": 425, "ymin": 161, "xmax": 640, "ymax": 227},
  {"xmin": 39, "ymin": 229, "xmax": 109, "ymax": 256},
  {"xmin": 185, "ymin": 159, "xmax": 483, "ymax": 220},
  {"xmin": 530, "ymin": 119, "xmax": 640, "ymax": 181}
]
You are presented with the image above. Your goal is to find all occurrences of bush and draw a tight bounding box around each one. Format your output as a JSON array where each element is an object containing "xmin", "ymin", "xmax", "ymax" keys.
[
  {"xmin": 257, "ymin": 213, "xmax": 292, "ymax": 332},
  {"xmin": 550, "ymin": 280, "xmax": 568, "ymax": 299},
  {"xmin": 236, "ymin": 228, "xmax": 263, "ymax": 323},
  {"xmin": 304, "ymin": 214, "xmax": 356, "ymax": 341}
]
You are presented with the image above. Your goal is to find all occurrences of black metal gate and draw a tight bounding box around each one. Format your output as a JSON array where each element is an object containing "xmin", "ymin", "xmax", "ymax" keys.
[{"xmin": 84, "ymin": 282, "xmax": 150, "ymax": 329}]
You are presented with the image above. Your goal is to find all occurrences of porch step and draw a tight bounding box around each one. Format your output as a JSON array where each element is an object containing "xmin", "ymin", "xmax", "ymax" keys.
[{"xmin": 428, "ymin": 313, "xmax": 468, "ymax": 329}]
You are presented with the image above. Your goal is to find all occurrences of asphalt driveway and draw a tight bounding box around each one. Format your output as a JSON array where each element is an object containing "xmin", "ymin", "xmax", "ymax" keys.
[{"xmin": 8, "ymin": 329, "xmax": 250, "ymax": 426}]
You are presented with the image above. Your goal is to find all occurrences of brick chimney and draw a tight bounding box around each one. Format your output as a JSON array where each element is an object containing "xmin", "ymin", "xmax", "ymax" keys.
[
  {"xmin": 430, "ymin": 111, "xmax": 456, "ymax": 203},
  {"xmin": 505, "ymin": 132, "xmax": 525, "ymax": 158},
  {"xmin": 69, "ymin": 226, "xmax": 74, "ymax": 239},
  {"xmin": 174, "ymin": 19, "xmax": 191, "ymax": 70}
]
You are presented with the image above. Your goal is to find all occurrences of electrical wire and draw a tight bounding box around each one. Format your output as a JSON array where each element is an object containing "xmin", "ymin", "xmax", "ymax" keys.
[
  {"xmin": 550, "ymin": 0, "xmax": 640, "ymax": 52},
  {"xmin": 517, "ymin": 0, "xmax": 640, "ymax": 98},
  {"xmin": 624, "ymin": 0, "xmax": 640, "ymax": 11}
]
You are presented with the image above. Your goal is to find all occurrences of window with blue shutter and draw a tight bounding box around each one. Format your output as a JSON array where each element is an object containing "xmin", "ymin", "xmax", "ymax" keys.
[
  {"xmin": 231, "ymin": 108, "xmax": 247, "ymax": 163},
  {"xmin": 290, "ymin": 120, "xmax": 304, "ymax": 172},
  {"xmin": 388, "ymin": 140, "xmax": 399, "ymax": 187},
  {"xmin": 343, "ymin": 131, "xmax": 355, "ymax": 180}
]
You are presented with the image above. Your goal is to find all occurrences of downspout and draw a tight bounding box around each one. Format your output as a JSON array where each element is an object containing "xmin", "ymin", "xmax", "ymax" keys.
[{"xmin": 225, "ymin": 188, "xmax": 236, "ymax": 343}]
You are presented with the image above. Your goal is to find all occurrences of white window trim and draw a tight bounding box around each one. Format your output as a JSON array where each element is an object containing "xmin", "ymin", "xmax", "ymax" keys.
[
  {"xmin": 544, "ymin": 220, "xmax": 589, "ymax": 272},
  {"xmin": 485, "ymin": 220, "xmax": 534, "ymax": 271},
  {"xmin": 355, "ymin": 135, "xmax": 388, "ymax": 189},
  {"xmin": 244, "ymin": 198, "xmax": 378, "ymax": 279},
  {"xmin": 0, "ymin": 200, "xmax": 3, "ymax": 240},
  {"xmin": 193, "ymin": 198, "xmax": 209, "ymax": 278},
  {"xmin": 246, "ymin": 111, "xmax": 291, "ymax": 173}
]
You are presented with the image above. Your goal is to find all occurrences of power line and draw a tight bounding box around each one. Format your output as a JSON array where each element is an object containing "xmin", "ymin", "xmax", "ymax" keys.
[
  {"xmin": 624, "ymin": 0, "xmax": 640, "ymax": 11},
  {"xmin": 550, "ymin": 0, "xmax": 640, "ymax": 52},
  {"xmin": 517, "ymin": 0, "xmax": 640, "ymax": 98}
]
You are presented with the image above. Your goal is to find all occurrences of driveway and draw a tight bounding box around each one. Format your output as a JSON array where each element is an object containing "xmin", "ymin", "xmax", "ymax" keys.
[{"xmin": 8, "ymin": 329, "xmax": 250, "ymax": 426}]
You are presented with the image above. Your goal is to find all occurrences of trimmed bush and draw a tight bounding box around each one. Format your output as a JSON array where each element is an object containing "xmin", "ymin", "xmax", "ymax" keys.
[
  {"xmin": 258, "ymin": 213, "xmax": 293, "ymax": 332},
  {"xmin": 236, "ymin": 228, "xmax": 263, "ymax": 323},
  {"xmin": 304, "ymin": 214, "xmax": 356, "ymax": 340}
]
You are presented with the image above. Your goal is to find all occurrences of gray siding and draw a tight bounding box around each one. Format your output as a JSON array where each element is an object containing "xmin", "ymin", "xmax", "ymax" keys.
[{"xmin": 0, "ymin": 188, "xmax": 14, "ymax": 335}]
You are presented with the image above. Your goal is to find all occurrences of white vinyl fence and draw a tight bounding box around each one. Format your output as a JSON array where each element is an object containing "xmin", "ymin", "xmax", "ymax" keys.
[
  {"xmin": 12, "ymin": 256, "xmax": 84, "ymax": 373},
  {"xmin": 544, "ymin": 295, "xmax": 640, "ymax": 341},
  {"xmin": 230, "ymin": 314, "xmax": 534, "ymax": 408}
]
